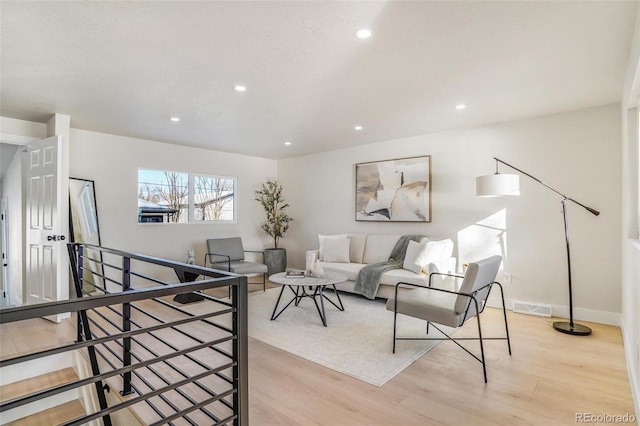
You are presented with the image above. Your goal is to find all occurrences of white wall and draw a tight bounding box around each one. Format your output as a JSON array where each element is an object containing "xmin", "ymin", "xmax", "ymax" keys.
[
  {"xmin": 621, "ymin": 8, "xmax": 640, "ymax": 413},
  {"xmin": 621, "ymin": 108, "xmax": 639, "ymax": 413},
  {"xmin": 69, "ymin": 129, "xmax": 277, "ymax": 281},
  {"xmin": 0, "ymin": 116, "xmax": 47, "ymax": 144},
  {"xmin": 278, "ymin": 104, "xmax": 622, "ymax": 323}
]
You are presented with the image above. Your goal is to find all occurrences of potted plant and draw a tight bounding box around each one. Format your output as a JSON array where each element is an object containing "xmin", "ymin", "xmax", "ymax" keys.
[{"xmin": 255, "ymin": 180, "xmax": 293, "ymax": 275}]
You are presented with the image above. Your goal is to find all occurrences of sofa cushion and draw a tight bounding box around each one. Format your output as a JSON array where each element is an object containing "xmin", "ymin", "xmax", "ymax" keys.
[
  {"xmin": 386, "ymin": 288, "xmax": 461, "ymax": 328},
  {"xmin": 347, "ymin": 233, "xmax": 367, "ymax": 264},
  {"xmin": 363, "ymin": 234, "xmax": 401, "ymax": 264},
  {"xmin": 379, "ymin": 268, "xmax": 429, "ymax": 287},
  {"xmin": 403, "ymin": 239, "xmax": 429, "ymax": 273},
  {"xmin": 323, "ymin": 238, "xmax": 351, "ymax": 263},
  {"xmin": 318, "ymin": 234, "xmax": 348, "ymax": 261},
  {"xmin": 320, "ymin": 262, "xmax": 365, "ymax": 281}
]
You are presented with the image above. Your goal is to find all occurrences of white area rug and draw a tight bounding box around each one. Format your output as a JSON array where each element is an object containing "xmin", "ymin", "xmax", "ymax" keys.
[{"xmin": 246, "ymin": 288, "xmax": 448, "ymax": 386}]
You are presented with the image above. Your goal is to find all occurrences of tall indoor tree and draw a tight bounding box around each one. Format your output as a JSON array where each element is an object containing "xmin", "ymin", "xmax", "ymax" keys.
[{"xmin": 255, "ymin": 180, "xmax": 293, "ymax": 274}]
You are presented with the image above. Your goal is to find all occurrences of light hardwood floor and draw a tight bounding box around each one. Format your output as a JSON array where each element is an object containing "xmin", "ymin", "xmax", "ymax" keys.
[
  {"xmin": 243, "ymin": 282, "xmax": 636, "ymax": 425},
  {"xmin": 248, "ymin": 307, "xmax": 636, "ymax": 425},
  {"xmin": 2, "ymin": 281, "xmax": 636, "ymax": 425}
]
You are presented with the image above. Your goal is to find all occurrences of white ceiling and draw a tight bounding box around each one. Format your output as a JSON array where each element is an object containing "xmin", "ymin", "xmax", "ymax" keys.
[{"xmin": 1, "ymin": 1, "xmax": 638, "ymax": 160}]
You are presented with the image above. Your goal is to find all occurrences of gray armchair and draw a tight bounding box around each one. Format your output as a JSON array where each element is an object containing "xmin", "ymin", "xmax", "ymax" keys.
[
  {"xmin": 386, "ymin": 255, "xmax": 511, "ymax": 382},
  {"xmin": 205, "ymin": 237, "xmax": 268, "ymax": 291}
]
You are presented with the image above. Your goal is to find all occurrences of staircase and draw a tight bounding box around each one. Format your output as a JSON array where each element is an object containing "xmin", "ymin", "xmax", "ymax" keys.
[
  {"xmin": 0, "ymin": 368, "xmax": 84, "ymax": 425},
  {"xmin": 0, "ymin": 243, "xmax": 249, "ymax": 425},
  {"xmin": 0, "ymin": 353, "xmax": 144, "ymax": 425},
  {"xmin": 0, "ymin": 317, "xmax": 82, "ymax": 425}
]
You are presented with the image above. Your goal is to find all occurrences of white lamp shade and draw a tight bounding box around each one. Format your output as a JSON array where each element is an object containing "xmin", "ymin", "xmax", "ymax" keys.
[{"xmin": 476, "ymin": 174, "xmax": 520, "ymax": 197}]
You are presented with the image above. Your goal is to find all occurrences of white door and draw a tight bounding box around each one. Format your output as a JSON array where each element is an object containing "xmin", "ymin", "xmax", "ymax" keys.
[{"xmin": 25, "ymin": 136, "xmax": 66, "ymax": 310}]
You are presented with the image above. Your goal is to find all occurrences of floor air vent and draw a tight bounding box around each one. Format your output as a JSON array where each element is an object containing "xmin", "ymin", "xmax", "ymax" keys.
[{"xmin": 512, "ymin": 301, "xmax": 552, "ymax": 317}]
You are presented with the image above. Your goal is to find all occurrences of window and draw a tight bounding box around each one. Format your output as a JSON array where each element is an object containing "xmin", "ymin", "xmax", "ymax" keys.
[
  {"xmin": 193, "ymin": 175, "xmax": 235, "ymax": 221},
  {"xmin": 137, "ymin": 169, "xmax": 236, "ymax": 223}
]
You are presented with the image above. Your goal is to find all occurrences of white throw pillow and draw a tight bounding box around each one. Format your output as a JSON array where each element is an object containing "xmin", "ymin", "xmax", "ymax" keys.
[
  {"xmin": 322, "ymin": 238, "xmax": 351, "ymax": 263},
  {"xmin": 347, "ymin": 233, "xmax": 367, "ymax": 264},
  {"xmin": 318, "ymin": 234, "xmax": 348, "ymax": 260},
  {"xmin": 423, "ymin": 239, "xmax": 454, "ymax": 264},
  {"xmin": 403, "ymin": 240, "xmax": 428, "ymax": 274}
]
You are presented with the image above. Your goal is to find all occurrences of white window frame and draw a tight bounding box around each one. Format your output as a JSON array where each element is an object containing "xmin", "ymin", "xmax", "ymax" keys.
[{"xmin": 137, "ymin": 168, "xmax": 237, "ymax": 224}]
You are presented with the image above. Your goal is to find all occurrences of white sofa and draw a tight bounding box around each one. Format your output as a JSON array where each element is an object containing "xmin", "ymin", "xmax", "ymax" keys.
[{"xmin": 306, "ymin": 233, "xmax": 456, "ymax": 300}]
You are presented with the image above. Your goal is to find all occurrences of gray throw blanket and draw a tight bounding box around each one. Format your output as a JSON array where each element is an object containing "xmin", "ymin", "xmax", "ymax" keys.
[{"xmin": 353, "ymin": 234, "xmax": 425, "ymax": 299}]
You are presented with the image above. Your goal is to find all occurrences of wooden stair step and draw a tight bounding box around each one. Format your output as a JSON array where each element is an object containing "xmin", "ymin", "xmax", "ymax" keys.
[
  {"xmin": 0, "ymin": 367, "xmax": 82, "ymax": 425},
  {"xmin": 0, "ymin": 367, "xmax": 78, "ymax": 401},
  {"xmin": 4, "ymin": 400, "xmax": 86, "ymax": 426}
]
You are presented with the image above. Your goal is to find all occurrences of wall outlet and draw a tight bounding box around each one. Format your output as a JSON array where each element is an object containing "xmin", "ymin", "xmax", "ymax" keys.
[{"xmin": 503, "ymin": 272, "xmax": 512, "ymax": 283}]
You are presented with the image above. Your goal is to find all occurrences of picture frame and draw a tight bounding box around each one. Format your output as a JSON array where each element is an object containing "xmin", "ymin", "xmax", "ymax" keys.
[{"xmin": 355, "ymin": 155, "xmax": 431, "ymax": 222}]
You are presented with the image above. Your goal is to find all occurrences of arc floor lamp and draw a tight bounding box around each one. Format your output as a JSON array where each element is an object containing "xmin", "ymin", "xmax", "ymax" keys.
[{"xmin": 476, "ymin": 157, "xmax": 600, "ymax": 336}]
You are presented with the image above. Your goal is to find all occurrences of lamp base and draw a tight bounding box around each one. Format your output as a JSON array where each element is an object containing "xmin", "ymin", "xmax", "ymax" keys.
[
  {"xmin": 173, "ymin": 292, "xmax": 205, "ymax": 304},
  {"xmin": 553, "ymin": 321, "xmax": 592, "ymax": 336}
]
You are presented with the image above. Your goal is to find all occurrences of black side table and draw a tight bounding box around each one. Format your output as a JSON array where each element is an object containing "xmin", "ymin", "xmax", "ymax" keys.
[{"xmin": 173, "ymin": 270, "xmax": 205, "ymax": 304}]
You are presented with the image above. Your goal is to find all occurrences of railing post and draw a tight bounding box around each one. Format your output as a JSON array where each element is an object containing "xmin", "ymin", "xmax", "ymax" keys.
[
  {"xmin": 67, "ymin": 243, "xmax": 113, "ymax": 426},
  {"xmin": 233, "ymin": 276, "xmax": 248, "ymax": 426},
  {"xmin": 121, "ymin": 255, "xmax": 133, "ymax": 396},
  {"xmin": 75, "ymin": 245, "xmax": 84, "ymax": 343}
]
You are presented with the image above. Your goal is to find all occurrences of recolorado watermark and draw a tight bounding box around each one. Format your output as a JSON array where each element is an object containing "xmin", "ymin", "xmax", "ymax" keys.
[{"xmin": 576, "ymin": 413, "xmax": 636, "ymax": 423}]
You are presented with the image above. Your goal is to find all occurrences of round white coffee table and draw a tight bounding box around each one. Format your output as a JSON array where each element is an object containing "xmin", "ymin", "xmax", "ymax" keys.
[{"xmin": 269, "ymin": 271, "xmax": 347, "ymax": 327}]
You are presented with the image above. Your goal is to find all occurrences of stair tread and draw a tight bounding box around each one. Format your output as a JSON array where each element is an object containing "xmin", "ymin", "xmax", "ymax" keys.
[
  {"xmin": 4, "ymin": 400, "xmax": 86, "ymax": 426},
  {"xmin": 0, "ymin": 367, "xmax": 78, "ymax": 401}
]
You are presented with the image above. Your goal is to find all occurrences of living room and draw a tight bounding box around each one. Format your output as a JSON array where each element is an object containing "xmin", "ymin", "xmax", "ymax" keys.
[{"xmin": 1, "ymin": 1, "xmax": 639, "ymax": 424}]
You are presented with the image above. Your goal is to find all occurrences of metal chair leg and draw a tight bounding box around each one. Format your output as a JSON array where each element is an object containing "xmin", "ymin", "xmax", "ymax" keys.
[
  {"xmin": 393, "ymin": 309, "xmax": 398, "ymax": 353},
  {"xmin": 498, "ymin": 282, "xmax": 512, "ymax": 355},
  {"xmin": 475, "ymin": 313, "xmax": 487, "ymax": 383}
]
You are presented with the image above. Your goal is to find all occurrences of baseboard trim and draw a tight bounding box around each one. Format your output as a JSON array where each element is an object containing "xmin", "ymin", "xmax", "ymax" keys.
[
  {"xmin": 486, "ymin": 296, "xmax": 621, "ymax": 326},
  {"xmin": 620, "ymin": 319, "xmax": 640, "ymax": 419}
]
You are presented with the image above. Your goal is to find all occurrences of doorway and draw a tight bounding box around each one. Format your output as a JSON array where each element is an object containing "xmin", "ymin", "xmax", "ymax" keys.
[
  {"xmin": 1, "ymin": 198, "xmax": 8, "ymax": 307},
  {"xmin": 1, "ymin": 142, "xmax": 21, "ymax": 307},
  {"xmin": 0, "ymin": 136, "xmax": 69, "ymax": 315}
]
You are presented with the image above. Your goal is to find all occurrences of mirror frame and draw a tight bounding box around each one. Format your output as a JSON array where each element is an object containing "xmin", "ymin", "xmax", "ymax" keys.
[{"xmin": 69, "ymin": 177, "xmax": 104, "ymax": 293}]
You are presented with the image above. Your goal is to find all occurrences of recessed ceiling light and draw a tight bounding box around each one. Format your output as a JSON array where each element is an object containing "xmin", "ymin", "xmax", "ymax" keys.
[
  {"xmin": 170, "ymin": 117, "xmax": 180, "ymax": 122},
  {"xmin": 456, "ymin": 104, "xmax": 466, "ymax": 110},
  {"xmin": 354, "ymin": 125, "xmax": 363, "ymax": 131},
  {"xmin": 355, "ymin": 29, "xmax": 372, "ymax": 39},
  {"xmin": 234, "ymin": 85, "xmax": 247, "ymax": 92},
  {"xmin": 284, "ymin": 141, "xmax": 292, "ymax": 146}
]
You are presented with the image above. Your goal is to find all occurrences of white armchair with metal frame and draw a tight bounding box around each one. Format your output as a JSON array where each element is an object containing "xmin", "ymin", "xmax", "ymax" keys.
[
  {"xmin": 386, "ymin": 255, "xmax": 511, "ymax": 383},
  {"xmin": 205, "ymin": 237, "xmax": 268, "ymax": 292}
]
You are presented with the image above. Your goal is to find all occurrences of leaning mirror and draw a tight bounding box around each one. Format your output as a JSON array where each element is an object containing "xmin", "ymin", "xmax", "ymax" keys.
[{"xmin": 69, "ymin": 178, "xmax": 104, "ymax": 292}]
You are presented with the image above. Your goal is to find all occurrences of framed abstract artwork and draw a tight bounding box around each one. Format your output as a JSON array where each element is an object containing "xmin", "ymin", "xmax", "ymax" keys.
[{"xmin": 355, "ymin": 155, "xmax": 431, "ymax": 222}]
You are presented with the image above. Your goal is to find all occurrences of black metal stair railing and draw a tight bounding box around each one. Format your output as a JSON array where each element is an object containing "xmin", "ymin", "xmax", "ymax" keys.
[{"xmin": 0, "ymin": 243, "xmax": 248, "ymax": 426}]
